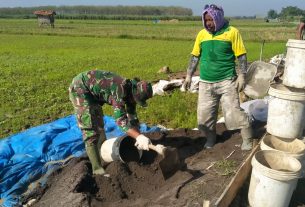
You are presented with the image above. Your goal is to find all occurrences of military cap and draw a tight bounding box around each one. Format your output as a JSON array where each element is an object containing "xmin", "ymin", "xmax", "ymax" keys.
[{"xmin": 131, "ymin": 79, "xmax": 153, "ymax": 107}]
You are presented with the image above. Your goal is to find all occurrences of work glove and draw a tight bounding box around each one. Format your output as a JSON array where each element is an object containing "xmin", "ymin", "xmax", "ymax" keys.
[
  {"xmin": 235, "ymin": 73, "xmax": 246, "ymax": 92},
  {"xmin": 135, "ymin": 134, "xmax": 151, "ymax": 151},
  {"xmin": 154, "ymin": 144, "xmax": 166, "ymax": 154},
  {"xmin": 181, "ymin": 75, "xmax": 192, "ymax": 91}
]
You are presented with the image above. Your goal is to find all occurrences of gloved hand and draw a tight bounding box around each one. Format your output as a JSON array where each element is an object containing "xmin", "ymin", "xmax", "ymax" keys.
[
  {"xmin": 181, "ymin": 75, "xmax": 192, "ymax": 91},
  {"xmin": 154, "ymin": 144, "xmax": 166, "ymax": 154},
  {"xmin": 135, "ymin": 134, "xmax": 151, "ymax": 151},
  {"xmin": 235, "ymin": 73, "xmax": 246, "ymax": 92}
]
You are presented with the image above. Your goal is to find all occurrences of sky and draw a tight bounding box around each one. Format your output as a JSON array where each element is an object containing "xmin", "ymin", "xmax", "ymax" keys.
[{"xmin": 1, "ymin": 0, "xmax": 305, "ymax": 17}]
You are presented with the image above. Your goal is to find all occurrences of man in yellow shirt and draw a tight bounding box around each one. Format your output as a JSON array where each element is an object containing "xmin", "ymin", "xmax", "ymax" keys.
[{"xmin": 182, "ymin": 4, "xmax": 253, "ymax": 150}]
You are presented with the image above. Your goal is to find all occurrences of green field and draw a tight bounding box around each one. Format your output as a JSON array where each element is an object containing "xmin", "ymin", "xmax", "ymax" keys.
[{"xmin": 0, "ymin": 18, "xmax": 291, "ymax": 138}]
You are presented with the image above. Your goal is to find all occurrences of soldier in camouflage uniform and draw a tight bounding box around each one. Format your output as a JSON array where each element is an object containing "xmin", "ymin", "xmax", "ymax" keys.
[{"xmin": 69, "ymin": 70, "xmax": 153, "ymax": 175}]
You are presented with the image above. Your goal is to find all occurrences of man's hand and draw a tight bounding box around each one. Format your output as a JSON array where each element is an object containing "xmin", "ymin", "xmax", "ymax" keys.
[
  {"xmin": 235, "ymin": 73, "xmax": 246, "ymax": 92},
  {"xmin": 181, "ymin": 75, "xmax": 192, "ymax": 91},
  {"xmin": 135, "ymin": 134, "xmax": 151, "ymax": 151},
  {"xmin": 154, "ymin": 144, "xmax": 166, "ymax": 154},
  {"xmin": 181, "ymin": 55, "xmax": 199, "ymax": 92}
]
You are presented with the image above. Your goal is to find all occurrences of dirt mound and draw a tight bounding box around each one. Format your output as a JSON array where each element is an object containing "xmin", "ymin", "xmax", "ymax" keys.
[{"xmin": 22, "ymin": 122, "xmax": 304, "ymax": 207}]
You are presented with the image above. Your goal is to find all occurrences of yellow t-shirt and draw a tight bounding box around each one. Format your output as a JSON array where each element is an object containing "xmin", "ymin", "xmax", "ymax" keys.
[{"xmin": 191, "ymin": 24, "xmax": 246, "ymax": 82}]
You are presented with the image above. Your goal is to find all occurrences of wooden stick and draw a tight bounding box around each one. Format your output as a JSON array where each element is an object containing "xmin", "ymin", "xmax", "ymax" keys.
[
  {"xmin": 214, "ymin": 141, "xmax": 261, "ymax": 207},
  {"xmin": 203, "ymin": 200, "xmax": 210, "ymax": 207}
]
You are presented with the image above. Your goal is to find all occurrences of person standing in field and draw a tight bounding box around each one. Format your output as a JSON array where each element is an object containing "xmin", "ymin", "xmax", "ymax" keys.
[
  {"xmin": 296, "ymin": 16, "xmax": 305, "ymax": 40},
  {"xmin": 69, "ymin": 70, "xmax": 153, "ymax": 175},
  {"xmin": 182, "ymin": 4, "xmax": 253, "ymax": 150}
]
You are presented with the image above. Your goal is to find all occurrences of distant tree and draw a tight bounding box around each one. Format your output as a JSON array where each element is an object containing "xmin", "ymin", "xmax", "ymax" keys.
[
  {"xmin": 0, "ymin": 5, "xmax": 193, "ymax": 18},
  {"xmin": 279, "ymin": 6, "xmax": 304, "ymax": 18},
  {"xmin": 267, "ymin": 9, "xmax": 278, "ymax": 19}
]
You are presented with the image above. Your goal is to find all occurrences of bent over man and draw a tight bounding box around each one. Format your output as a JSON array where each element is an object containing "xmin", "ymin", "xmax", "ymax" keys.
[{"xmin": 69, "ymin": 70, "xmax": 153, "ymax": 175}]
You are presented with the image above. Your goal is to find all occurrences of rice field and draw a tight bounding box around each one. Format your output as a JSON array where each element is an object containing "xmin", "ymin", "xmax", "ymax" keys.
[{"xmin": 0, "ymin": 18, "xmax": 291, "ymax": 138}]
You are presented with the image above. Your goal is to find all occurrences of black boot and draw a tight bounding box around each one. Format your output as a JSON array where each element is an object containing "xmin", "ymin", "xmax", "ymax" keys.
[{"xmin": 204, "ymin": 130, "xmax": 217, "ymax": 149}]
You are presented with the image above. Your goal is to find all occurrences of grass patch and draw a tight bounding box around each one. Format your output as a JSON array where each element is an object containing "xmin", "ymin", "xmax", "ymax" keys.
[
  {"xmin": 0, "ymin": 19, "xmax": 297, "ymax": 42},
  {"xmin": 214, "ymin": 159, "xmax": 237, "ymax": 176},
  {"xmin": 0, "ymin": 19, "xmax": 290, "ymax": 139}
]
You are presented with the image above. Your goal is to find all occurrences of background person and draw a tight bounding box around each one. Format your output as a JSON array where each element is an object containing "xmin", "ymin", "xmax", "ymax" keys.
[
  {"xmin": 69, "ymin": 70, "xmax": 153, "ymax": 175},
  {"xmin": 296, "ymin": 16, "xmax": 305, "ymax": 40},
  {"xmin": 182, "ymin": 4, "xmax": 253, "ymax": 150}
]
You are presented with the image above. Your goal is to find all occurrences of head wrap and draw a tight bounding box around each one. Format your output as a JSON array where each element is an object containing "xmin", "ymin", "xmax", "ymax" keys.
[{"xmin": 202, "ymin": 4, "xmax": 225, "ymax": 32}]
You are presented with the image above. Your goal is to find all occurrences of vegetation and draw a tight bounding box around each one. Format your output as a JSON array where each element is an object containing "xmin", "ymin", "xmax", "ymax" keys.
[
  {"xmin": 1, "ymin": 5, "xmax": 305, "ymax": 21},
  {"xmin": 267, "ymin": 6, "xmax": 305, "ymax": 19},
  {"xmin": 0, "ymin": 6, "xmax": 192, "ymax": 19},
  {"xmin": 215, "ymin": 160, "xmax": 237, "ymax": 176},
  {"xmin": 267, "ymin": 10, "xmax": 279, "ymax": 19},
  {"xmin": 0, "ymin": 19, "xmax": 297, "ymax": 42},
  {"xmin": 0, "ymin": 18, "xmax": 290, "ymax": 139}
]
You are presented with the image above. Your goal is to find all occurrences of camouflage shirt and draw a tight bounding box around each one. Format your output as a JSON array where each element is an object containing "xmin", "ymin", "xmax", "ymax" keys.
[{"xmin": 71, "ymin": 70, "xmax": 139, "ymax": 132}]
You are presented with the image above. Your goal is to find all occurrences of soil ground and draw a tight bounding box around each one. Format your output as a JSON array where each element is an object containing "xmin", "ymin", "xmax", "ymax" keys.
[
  {"xmin": 21, "ymin": 70, "xmax": 305, "ymax": 207},
  {"xmin": 23, "ymin": 122, "xmax": 305, "ymax": 207}
]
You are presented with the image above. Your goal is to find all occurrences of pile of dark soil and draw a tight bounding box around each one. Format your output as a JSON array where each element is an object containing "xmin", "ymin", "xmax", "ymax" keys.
[{"xmin": 22, "ymin": 122, "xmax": 305, "ymax": 207}]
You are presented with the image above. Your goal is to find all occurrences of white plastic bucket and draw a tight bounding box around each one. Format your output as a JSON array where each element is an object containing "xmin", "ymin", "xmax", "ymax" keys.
[
  {"xmin": 283, "ymin": 39, "xmax": 305, "ymax": 89},
  {"xmin": 100, "ymin": 135, "xmax": 143, "ymax": 163},
  {"xmin": 261, "ymin": 134, "xmax": 305, "ymax": 176},
  {"xmin": 248, "ymin": 150, "xmax": 301, "ymax": 207},
  {"xmin": 267, "ymin": 83, "xmax": 305, "ymax": 139}
]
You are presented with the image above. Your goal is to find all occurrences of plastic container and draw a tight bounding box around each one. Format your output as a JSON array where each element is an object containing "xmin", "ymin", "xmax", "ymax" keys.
[
  {"xmin": 100, "ymin": 135, "xmax": 143, "ymax": 163},
  {"xmin": 267, "ymin": 83, "xmax": 305, "ymax": 139},
  {"xmin": 283, "ymin": 39, "xmax": 305, "ymax": 89},
  {"xmin": 248, "ymin": 150, "xmax": 301, "ymax": 207},
  {"xmin": 244, "ymin": 61, "xmax": 277, "ymax": 99},
  {"xmin": 261, "ymin": 134, "xmax": 305, "ymax": 176}
]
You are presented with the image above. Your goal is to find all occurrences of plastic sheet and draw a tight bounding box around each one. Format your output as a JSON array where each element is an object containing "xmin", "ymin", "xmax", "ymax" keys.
[{"xmin": 0, "ymin": 115, "xmax": 161, "ymax": 207}]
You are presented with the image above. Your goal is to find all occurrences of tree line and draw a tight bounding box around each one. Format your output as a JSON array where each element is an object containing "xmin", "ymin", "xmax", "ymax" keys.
[
  {"xmin": 0, "ymin": 5, "xmax": 193, "ymax": 19},
  {"xmin": 267, "ymin": 6, "xmax": 305, "ymax": 20}
]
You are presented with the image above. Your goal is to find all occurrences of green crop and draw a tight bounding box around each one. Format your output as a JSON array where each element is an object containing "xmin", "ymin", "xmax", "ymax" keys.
[{"xmin": 0, "ymin": 18, "xmax": 290, "ymax": 138}]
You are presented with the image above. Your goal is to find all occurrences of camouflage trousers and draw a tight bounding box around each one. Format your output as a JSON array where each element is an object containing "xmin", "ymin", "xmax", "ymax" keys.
[
  {"xmin": 69, "ymin": 75, "xmax": 106, "ymax": 145},
  {"xmin": 197, "ymin": 79, "xmax": 250, "ymax": 132}
]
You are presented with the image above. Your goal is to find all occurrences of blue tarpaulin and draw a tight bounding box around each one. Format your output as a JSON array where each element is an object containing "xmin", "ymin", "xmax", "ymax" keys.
[{"xmin": 0, "ymin": 115, "xmax": 161, "ymax": 207}]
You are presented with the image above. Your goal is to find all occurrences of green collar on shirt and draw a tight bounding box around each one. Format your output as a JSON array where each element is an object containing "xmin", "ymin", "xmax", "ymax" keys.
[{"xmin": 211, "ymin": 22, "xmax": 230, "ymax": 37}]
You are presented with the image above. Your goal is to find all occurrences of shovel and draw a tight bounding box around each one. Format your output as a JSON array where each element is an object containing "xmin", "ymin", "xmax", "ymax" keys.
[
  {"xmin": 243, "ymin": 40, "xmax": 278, "ymax": 99},
  {"xmin": 149, "ymin": 144, "xmax": 180, "ymax": 179}
]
